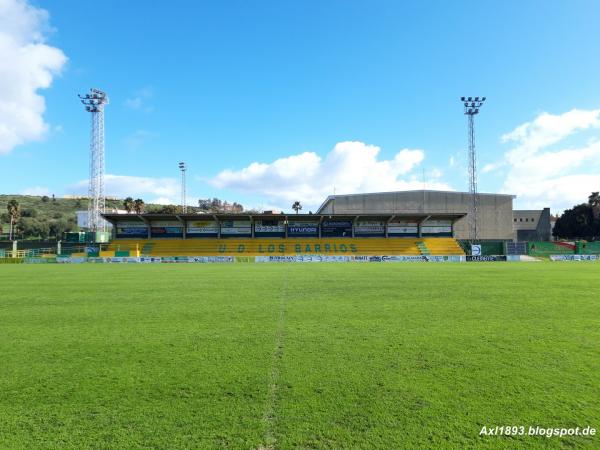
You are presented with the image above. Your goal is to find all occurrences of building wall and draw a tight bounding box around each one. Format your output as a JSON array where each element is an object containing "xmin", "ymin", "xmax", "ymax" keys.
[
  {"xmin": 514, "ymin": 208, "xmax": 552, "ymax": 241},
  {"xmin": 317, "ymin": 190, "xmax": 516, "ymax": 240}
]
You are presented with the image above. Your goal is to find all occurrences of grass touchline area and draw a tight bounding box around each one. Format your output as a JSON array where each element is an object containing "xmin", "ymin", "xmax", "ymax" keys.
[{"xmin": 1, "ymin": 263, "xmax": 599, "ymax": 449}]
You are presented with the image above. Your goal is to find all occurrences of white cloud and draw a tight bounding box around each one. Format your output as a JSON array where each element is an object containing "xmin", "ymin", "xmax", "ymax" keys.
[
  {"xmin": 502, "ymin": 109, "xmax": 600, "ymax": 162},
  {"xmin": 209, "ymin": 141, "xmax": 452, "ymax": 210},
  {"xmin": 500, "ymin": 109, "xmax": 600, "ymax": 211},
  {"xmin": 21, "ymin": 185, "xmax": 50, "ymax": 196},
  {"xmin": 0, "ymin": 0, "xmax": 67, "ymax": 154},
  {"xmin": 124, "ymin": 87, "xmax": 154, "ymax": 112},
  {"xmin": 67, "ymin": 174, "xmax": 179, "ymax": 202},
  {"xmin": 481, "ymin": 162, "xmax": 504, "ymax": 174},
  {"xmin": 150, "ymin": 196, "xmax": 176, "ymax": 205}
]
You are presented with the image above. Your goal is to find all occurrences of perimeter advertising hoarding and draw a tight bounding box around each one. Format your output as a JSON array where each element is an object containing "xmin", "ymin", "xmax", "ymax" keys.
[
  {"xmin": 186, "ymin": 220, "xmax": 219, "ymax": 236},
  {"xmin": 321, "ymin": 220, "xmax": 352, "ymax": 237},
  {"xmin": 150, "ymin": 221, "xmax": 183, "ymax": 238},
  {"xmin": 116, "ymin": 221, "xmax": 148, "ymax": 238},
  {"xmin": 287, "ymin": 221, "xmax": 319, "ymax": 237},
  {"xmin": 466, "ymin": 255, "xmax": 507, "ymax": 262},
  {"xmin": 550, "ymin": 254, "xmax": 599, "ymax": 261},
  {"xmin": 220, "ymin": 220, "xmax": 251, "ymax": 236}
]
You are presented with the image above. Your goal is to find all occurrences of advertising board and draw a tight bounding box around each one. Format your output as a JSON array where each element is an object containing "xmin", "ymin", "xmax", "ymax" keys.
[
  {"xmin": 287, "ymin": 221, "xmax": 319, "ymax": 237},
  {"xmin": 321, "ymin": 220, "xmax": 352, "ymax": 237},
  {"xmin": 150, "ymin": 221, "xmax": 183, "ymax": 238},
  {"xmin": 354, "ymin": 221, "xmax": 385, "ymax": 236},
  {"xmin": 220, "ymin": 220, "xmax": 251, "ymax": 236},
  {"xmin": 116, "ymin": 221, "xmax": 148, "ymax": 238},
  {"xmin": 186, "ymin": 220, "xmax": 219, "ymax": 235}
]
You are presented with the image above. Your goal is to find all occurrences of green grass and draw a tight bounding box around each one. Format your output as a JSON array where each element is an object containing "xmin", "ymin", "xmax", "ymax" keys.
[{"xmin": 1, "ymin": 263, "xmax": 599, "ymax": 449}]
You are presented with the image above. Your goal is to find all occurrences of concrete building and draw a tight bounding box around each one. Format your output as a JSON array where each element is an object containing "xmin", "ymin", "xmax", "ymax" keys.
[
  {"xmin": 512, "ymin": 208, "xmax": 552, "ymax": 241},
  {"xmin": 317, "ymin": 190, "xmax": 527, "ymax": 241}
]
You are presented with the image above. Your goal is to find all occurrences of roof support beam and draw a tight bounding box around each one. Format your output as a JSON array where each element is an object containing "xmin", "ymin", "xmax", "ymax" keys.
[
  {"xmin": 175, "ymin": 215, "xmax": 186, "ymax": 239},
  {"xmin": 138, "ymin": 215, "xmax": 151, "ymax": 239},
  {"xmin": 352, "ymin": 216, "xmax": 359, "ymax": 238},
  {"xmin": 418, "ymin": 215, "xmax": 431, "ymax": 238},
  {"xmin": 212, "ymin": 215, "xmax": 220, "ymax": 239},
  {"xmin": 385, "ymin": 215, "xmax": 396, "ymax": 238}
]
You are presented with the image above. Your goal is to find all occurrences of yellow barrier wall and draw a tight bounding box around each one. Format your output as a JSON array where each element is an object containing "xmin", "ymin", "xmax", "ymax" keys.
[{"xmin": 108, "ymin": 238, "xmax": 464, "ymax": 256}]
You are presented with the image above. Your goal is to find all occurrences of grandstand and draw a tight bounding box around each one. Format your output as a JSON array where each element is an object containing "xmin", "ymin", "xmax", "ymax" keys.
[
  {"xmin": 98, "ymin": 189, "xmax": 555, "ymax": 258},
  {"xmin": 101, "ymin": 212, "xmax": 467, "ymax": 257}
]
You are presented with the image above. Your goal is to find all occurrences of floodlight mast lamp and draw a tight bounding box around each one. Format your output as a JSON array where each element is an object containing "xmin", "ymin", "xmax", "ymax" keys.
[
  {"xmin": 79, "ymin": 88, "xmax": 109, "ymax": 232},
  {"xmin": 460, "ymin": 96, "xmax": 486, "ymax": 244},
  {"xmin": 179, "ymin": 162, "xmax": 187, "ymax": 213}
]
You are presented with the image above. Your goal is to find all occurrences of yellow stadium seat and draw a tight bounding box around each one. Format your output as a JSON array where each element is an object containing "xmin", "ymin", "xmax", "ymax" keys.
[{"xmin": 107, "ymin": 238, "xmax": 465, "ymax": 257}]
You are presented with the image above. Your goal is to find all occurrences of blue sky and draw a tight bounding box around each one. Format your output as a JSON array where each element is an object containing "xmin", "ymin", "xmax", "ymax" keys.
[{"xmin": 2, "ymin": 0, "xmax": 600, "ymax": 212}]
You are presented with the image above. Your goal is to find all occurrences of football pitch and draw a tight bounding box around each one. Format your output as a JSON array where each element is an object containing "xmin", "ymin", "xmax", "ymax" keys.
[{"xmin": 1, "ymin": 263, "xmax": 599, "ymax": 449}]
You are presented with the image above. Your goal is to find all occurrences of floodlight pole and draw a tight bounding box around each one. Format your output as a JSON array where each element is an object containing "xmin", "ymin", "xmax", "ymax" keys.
[
  {"xmin": 79, "ymin": 88, "xmax": 109, "ymax": 232},
  {"xmin": 460, "ymin": 96, "xmax": 486, "ymax": 244},
  {"xmin": 179, "ymin": 162, "xmax": 187, "ymax": 213}
]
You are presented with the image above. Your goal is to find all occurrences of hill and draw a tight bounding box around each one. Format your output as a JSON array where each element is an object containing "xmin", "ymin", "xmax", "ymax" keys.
[{"xmin": 0, "ymin": 195, "xmax": 198, "ymax": 240}]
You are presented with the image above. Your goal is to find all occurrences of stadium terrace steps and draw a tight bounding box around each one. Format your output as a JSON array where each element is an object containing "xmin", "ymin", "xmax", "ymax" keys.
[
  {"xmin": 416, "ymin": 241, "xmax": 430, "ymax": 255},
  {"xmin": 421, "ymin": 238, "xmax": 465, "ymax": 255},
  {"xmin": 108, "ymin": 238, "xmax": 465, "ymax": 257}
]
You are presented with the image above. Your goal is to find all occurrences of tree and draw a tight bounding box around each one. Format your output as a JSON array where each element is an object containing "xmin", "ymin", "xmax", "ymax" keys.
[
  {"xmin": 198, "ymin": 199, "xmax": 212, "ymax": 211},
  {"xmin": 210, "ymin": 198, "xmax": 222, "ymax": 212},
  {"xmin": 155, "ymin": 205, "xmax": 179, "ymax": 214},
  {"xmin": 123, "ymin": 197, "xmax": 134, "ymax": 213},
  {"xmin": 292, "ymin": 201, "xmax": 302, "ymax": 214},
  {"xmin": 41, "ymin": 195, "xmax": 50, "ymax": 203},
  {"xmin": 49, "ymin": 219, "xmax": 70, "ymax": 239},
  {"xmin": 133, "ymin": 199, "xmax": 145, "ymax": 214},
  {"xmin": 7, "ymin": 199, "xmax": 19, "ymax": 240},
  {"xmin": 589, "ymin": 192, "xmax": 600, "ymax": 219},
  {"xmin": 553, "ymin": 203, "xmax": 596, "ymax": 240},
  {"xmin": 21, "ymin": 208, "xmax": 37, "ymax": 218}
]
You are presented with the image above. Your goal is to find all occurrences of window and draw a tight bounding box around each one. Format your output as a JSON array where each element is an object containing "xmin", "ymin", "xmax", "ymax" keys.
[
  {"xmin": 514, "ymin": 218, "xmax": 517, "ymax": 222},
  {"xmin": 519, "ymin": 218, "xmax": 523, "ymax": 222},
  {"xmin": 525, "ymin": 218, "xmax": 528, "ymax": 222},
  {"xmin": 531, "ymin": 218, "xmax": 535, "ymax": 222}
]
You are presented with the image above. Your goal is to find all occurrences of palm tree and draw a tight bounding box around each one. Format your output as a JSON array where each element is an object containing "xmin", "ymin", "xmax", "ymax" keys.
[
  {"xmin": 292, "ymin": 201, "xmax": 302, "ymax": 214},
  {"xmin": 123, "ymin": 197, "xmax": 134, "ymax": 213},
  {"xmin": 7, "ymin": 199, "xmax": 20, "ymax": 240},
  {"xmin": 133, "ymin": 199, "xmax": 145, "ymax": 214},
  {"xmin": 589, "ymin": 192, "xmax": 600, "ymax": 219}
]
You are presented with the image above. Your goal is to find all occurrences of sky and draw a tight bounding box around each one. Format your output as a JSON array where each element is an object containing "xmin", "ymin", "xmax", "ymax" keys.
[{"xmin": 1, "ymin": 0, "xmax": 600, "ymax": 213}]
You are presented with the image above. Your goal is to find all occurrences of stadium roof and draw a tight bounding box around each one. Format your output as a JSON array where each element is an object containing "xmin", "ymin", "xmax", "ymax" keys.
[{"xmin": 101, "ymin": 212, "xmax": 467, "ymax": 222}]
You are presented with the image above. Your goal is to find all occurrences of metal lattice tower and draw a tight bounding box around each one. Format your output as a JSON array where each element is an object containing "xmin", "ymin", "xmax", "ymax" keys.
[
  {"xmin": 461, "ymin": 96, "xmax": 486, "ymax": 243},
  {"xmin": 179, "ymin": 162, "xmax": 187, "ymax": 213},
  {"xmin": 79, "ymin": 88, "xmax": 109, "ymax": 232}
]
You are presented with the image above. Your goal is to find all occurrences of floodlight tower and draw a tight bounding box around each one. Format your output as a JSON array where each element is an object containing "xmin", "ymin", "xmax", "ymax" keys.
[
  {"xmin": 79, "ymin": 88, "xmax": 109, "ymax": 232},
  {"xmin": 460, "ymin": 96, "xmax": 486, "ymax": 243},
  {"xmin": 179, "ymin": 162, "xmax": 187, "ymax": 213}
]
